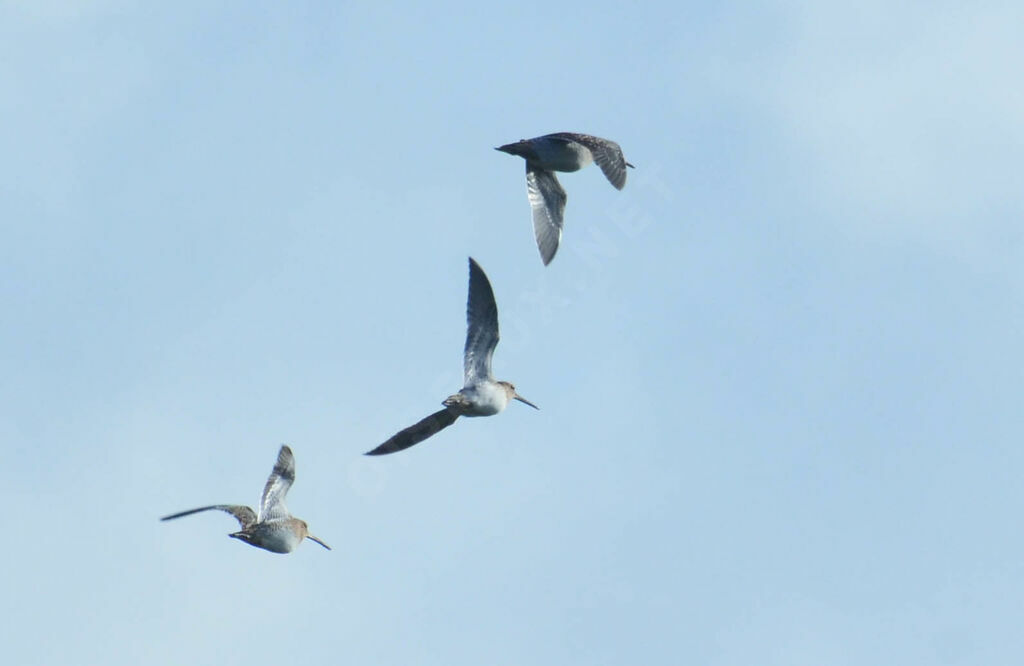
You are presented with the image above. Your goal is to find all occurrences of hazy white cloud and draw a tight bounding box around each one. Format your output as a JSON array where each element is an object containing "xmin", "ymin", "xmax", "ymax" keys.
[
  {"xmin": 3, "ymin": 3, "xmax": 1023, "ymax": 665},
  {"xmin": 704, "ymin": 4, "xmax": 1023, "ymax": 243}
]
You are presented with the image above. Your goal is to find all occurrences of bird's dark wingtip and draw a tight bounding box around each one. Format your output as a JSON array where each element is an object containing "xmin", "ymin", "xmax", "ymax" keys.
[{"xmin": 626, "ymin": 161, "xmax": 636, "ymax": 169}]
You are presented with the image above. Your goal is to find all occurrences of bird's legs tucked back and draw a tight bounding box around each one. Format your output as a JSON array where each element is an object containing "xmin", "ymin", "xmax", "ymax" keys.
[{"xmin": 442, "ymin": 392, "xmax": 473, "ymax": 413}]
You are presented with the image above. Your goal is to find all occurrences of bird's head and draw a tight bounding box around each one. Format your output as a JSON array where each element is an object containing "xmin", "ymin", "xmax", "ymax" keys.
[
  {"xmin": 498, "ymin": 381, "xmax": 539, "ymax": 410},
  {"xmin": 301, "ymin": 521, "xmax": 331, "ymax": 550},
  {"xmin": 495, "ymin": 140, "xmax": 535, "ymax": 160}
]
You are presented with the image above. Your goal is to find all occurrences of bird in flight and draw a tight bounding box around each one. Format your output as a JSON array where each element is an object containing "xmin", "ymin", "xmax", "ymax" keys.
[
  {"xmin": 496, "ymin": 132, "xmax": 633, "ymax": 265},
  {"xmin": 161, "ymin": 445, "xmax": 330, "ymax": 554},
  {"xmin": 366, "ymin": 257, "xmax": 538, "ymax": 455}
]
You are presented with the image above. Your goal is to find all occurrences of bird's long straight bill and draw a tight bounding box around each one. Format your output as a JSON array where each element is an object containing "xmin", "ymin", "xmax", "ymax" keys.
[
  {"xmin": 514, "ymin": 394, "xmax": 539, "ymax": 409},
  {"xmin": 307, "ymin": 535, "xmax": 331, "ymax": 550}
]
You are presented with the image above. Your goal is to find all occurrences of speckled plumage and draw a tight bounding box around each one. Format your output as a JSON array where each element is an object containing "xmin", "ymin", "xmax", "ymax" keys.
[
  {"xmin": 365, "ymin": 258, "xmax": 537, "ymax": 456},
  {"xmin": 161, "ymin": 445, "xmax": 330, "ymax": 554},
  {"xmin": 497, "ymin": 132, "xmax": 633, "ymax": 265}
]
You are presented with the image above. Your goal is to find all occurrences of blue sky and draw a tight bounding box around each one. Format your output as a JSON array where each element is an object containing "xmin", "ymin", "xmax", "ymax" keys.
[{"xmin": 2, "ymin": 1, "xmax": 1023, "ymax": 664}]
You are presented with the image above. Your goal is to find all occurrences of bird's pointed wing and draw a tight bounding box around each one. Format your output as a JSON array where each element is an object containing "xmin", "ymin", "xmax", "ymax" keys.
[
  {"xmin": 258, "ymin": 445, "xmax": 295, "ymax": 522},
  {"xmin": 526, "ymin": 165, "xmax": 567, "ymax": 266},
  {"xmin": 365, "ymin": 408, "xmax": 459, "ymax": 456},
  {"xmin": 463, "ymin": 257, "xmax": 500, "ymax": 383},
  {"xmin": 160, "ymin": 504, "xmax": 257, "ymax": 530},
  {"xmin": 548, "ymin": 132, "xmax": 631, "ymax": 190}
]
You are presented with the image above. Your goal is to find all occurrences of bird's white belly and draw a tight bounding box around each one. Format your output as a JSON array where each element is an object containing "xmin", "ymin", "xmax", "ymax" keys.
[
  {"xmin": 461, "ymin": 382, "xmax": 508, "ymax": 417},
  {"xmin": 257, "ymin": 523, "xmax": 301, "ymax": 553}
]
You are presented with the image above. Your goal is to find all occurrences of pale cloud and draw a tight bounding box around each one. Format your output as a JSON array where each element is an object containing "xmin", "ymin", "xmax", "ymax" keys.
[
  {"xmin": 683, "ymin": 3, "xmax": 1024, "ymax": 292},
  {"xmin": 706, "ymin": 4, "xmax": 1024, "ymax": 244}
]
